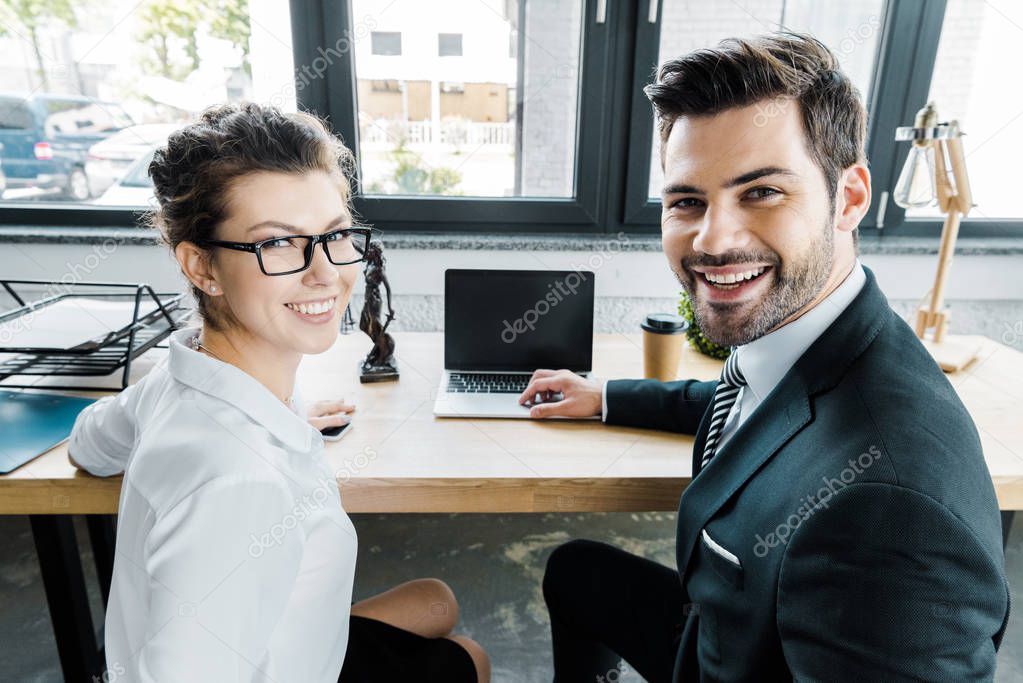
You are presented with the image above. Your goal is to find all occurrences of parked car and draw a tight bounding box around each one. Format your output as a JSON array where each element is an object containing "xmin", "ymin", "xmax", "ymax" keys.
[
  {"xmin": 85, "ymin": 123, "xmax": 178, "ymax": 197},
  {"xmin": 0, "ymin": 142, "xmax": 6, "ymax": 199},
  {"xmin": 0, "ymin": 93, "xmax": 133, "ymax": 201},
  {"xmin": 93, "ymin": 148, "xmax": 156, "ymax": 206}
]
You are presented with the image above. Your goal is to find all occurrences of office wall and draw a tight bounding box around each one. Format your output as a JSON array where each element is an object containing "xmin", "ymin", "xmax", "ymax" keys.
[{"xmin": 2, "ymin": 240, "xmax": 1021, "ymax": 351}]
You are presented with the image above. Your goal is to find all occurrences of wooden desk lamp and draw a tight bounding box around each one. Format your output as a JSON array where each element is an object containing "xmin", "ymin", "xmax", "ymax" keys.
[{"xmin": 894, "ymin": 102, "xmax": 981, "ymax": 372}]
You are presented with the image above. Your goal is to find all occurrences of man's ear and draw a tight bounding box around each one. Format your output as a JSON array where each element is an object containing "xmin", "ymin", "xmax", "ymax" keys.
[
  {"xmin": 175, "ymin": 241, "xmax": 218, "ymax": 295},
  {"xmin": 835, "ymin": 164, "xmax": 871, "ymax": 234}
]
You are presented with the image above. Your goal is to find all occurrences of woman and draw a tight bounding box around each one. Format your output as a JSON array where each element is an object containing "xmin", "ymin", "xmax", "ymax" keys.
[{"xmin": 68, "ymin": 102, "xmax": 489, "ymax": 682}]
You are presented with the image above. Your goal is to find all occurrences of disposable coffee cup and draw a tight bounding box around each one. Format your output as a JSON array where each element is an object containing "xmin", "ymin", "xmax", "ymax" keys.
[{"xmin": 642, "ymin": 313, "xmax": 689, "ymax": 381}]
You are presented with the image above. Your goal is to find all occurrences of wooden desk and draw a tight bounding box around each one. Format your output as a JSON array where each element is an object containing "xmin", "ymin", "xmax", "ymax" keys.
[
  {"xmin": 5, "ymin": 331, "xmax": 1022, "ymax": 680},
  {"xmin": 4, "ymin": 332, "xmax": 1023, "ymax": 513}
]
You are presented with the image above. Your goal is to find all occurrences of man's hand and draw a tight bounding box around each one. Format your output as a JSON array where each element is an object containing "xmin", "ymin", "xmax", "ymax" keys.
[
  {"xmin": 307, "ymin": 399, "xmax": 356, "ymax": 431},
  {"xmin": 518, "ymin": 369, "xmax": 604, "ymax": 419}
]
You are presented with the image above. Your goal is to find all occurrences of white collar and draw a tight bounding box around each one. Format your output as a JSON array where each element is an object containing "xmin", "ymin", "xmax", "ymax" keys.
[
  {"xmin": 735, "ymin": 260, "xmax": 866, "ymax": 404},
  {"xmin": 167, "ymin": 327, "xmax": 318, "ymax": 453}
]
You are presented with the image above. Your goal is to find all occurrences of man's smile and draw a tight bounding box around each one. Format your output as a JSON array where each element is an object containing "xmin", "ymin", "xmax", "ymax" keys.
[{"xmin": 690, "ymin": 264, "xmax": 774, "ymax": 302}]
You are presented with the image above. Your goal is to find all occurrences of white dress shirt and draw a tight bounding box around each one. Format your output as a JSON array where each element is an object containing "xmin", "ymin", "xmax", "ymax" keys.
[
  {"xmin": 603, "ymin": 260, "xmax": 866, "ymax": 452},
  {"xmin": 69, "ymin": 327, "xmax": 357, "ymax": 683}
]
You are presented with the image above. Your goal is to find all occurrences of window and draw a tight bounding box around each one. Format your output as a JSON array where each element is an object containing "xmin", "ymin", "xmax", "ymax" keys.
[
  {"xmin": 350, "ymin": 0, "xmax": 584, "ymax": 199},
  {"xmin": 438, "ymin": 33, "xmax": 463, "ymax": 57},
  {"xmin": 645, "ymin": 0, "xmax": 885, "ymax": 199},
  {"xmin": 0, "ymin": 98, "xmax": 36, "ymax": 130},
  {"xmin": 617, "ymin": 0, "xmax": 889, "ymax": 231},
  {"xmin": 4, "ymin": 0, "xmax": 1019, "ymax": 237},
  {"xmin": 0, "ymin": 0, "xmax": 295, "ymax": 209},
  {"xmin": 371, "ymin": 31, "xmax": 403, "ymax": 55},
  {"xmin": 906, "ymin": 0, "xmax": 1022, "ymax": 221}
]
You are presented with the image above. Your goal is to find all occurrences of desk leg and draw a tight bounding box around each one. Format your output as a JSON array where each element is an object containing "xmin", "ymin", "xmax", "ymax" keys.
[
  {"xmin": 1002, "ymin": 511, "xmax": 1015, "ymax": 550},
  {"xmin": 29, "ymin": 515, "xmax": 104, "ymax": 681},
  {"xmin": 86, "ymin": 515, "xmax": 116, "ymax": 608}
]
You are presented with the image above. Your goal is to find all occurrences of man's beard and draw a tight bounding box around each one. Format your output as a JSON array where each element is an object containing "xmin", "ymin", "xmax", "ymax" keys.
[{"xmin": 677, "ymin": 220, "xmax": 834, "ymax": 347}]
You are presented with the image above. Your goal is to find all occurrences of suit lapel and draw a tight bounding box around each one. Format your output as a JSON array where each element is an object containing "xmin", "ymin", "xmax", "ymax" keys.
[
  {"xmin": 675, "ymin": 377, "xmax": 812, "ymax": 581},
  {"xmin": 690, "ymin": 398, "xmax": 712, "ymax": 478},
  {"xmin": 675, "ymin": 266, "xmax": 892, "ymax": 583}
]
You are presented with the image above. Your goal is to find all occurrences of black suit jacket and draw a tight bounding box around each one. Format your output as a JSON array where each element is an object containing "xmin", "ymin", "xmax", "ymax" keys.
[{"xmin": 605, "ymin": 266, "xmax": 1009, "ymax": 681}]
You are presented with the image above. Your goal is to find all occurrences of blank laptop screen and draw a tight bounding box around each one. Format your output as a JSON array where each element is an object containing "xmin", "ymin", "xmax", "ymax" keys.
[{"xmin": 444, "ymin": 269, "xmax": 594, "ymax": 372}]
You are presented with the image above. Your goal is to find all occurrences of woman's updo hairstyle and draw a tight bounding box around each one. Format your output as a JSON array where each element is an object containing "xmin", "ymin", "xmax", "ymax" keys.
[{"xmin": 147, "ymin": 102, "xmax": 356, "ymax": 329}]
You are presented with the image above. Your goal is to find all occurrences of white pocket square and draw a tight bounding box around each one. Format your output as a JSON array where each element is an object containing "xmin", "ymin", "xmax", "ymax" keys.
[{"xmin": 701, "ymin": 528, "xmax": 742, "ymax": 568}]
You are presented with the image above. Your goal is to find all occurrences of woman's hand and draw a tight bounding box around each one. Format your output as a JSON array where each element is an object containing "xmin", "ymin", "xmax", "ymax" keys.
[{"xmin": 307, "ymin": 399, "xmax": 356, "ymax": 431}]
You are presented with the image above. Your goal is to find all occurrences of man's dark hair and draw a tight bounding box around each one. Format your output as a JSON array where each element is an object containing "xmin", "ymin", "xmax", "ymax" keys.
[{"xmin": 644, "ymin": 32, "xmax": 867, "ymax": 214}]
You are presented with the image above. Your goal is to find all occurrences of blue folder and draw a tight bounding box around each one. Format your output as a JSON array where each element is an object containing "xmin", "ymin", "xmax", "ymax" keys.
[{"xmin": 0, "ymin": 390, "xmax": 97, "ymax": 474}]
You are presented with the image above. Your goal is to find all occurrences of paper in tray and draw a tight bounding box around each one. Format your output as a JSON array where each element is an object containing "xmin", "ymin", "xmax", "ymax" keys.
[{"xmin": 0, "ymin": 297, "xmax": 161, "ymax": 351}]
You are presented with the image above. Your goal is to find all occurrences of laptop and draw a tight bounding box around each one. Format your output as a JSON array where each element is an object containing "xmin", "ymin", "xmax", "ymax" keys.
[{"xmin": 434, "ymin": 269, "xmax": 595, "ymax": 419}]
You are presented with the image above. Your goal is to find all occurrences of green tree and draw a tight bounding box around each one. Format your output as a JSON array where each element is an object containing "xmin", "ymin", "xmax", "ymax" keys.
[
  {"xmin": 136, "ymin": 0, "xmax": 250, "ymax": 81},
  {"xmin": 208, "ymin": 0, "xmax": 250, "ymax": 75},
  {"xmin": 137, "ymin": 0, "xmax": 201, "ymax": 79},
  {"xmin": 0, "ymin": 0, "xmax": 78, "ymax": 92},
  {"xmin": 366, "ymin": 139, "xmax": 462, "ymax": 196}
]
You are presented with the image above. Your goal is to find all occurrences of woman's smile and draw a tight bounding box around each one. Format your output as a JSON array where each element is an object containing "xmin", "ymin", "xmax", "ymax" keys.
[{"xmin": 284, "ymin": 295, "xmax": 339, "ymax": 323}]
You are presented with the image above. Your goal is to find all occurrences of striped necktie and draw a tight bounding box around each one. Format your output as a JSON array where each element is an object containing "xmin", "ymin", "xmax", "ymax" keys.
[{"xmin": 700, "ymin": 350, "xmax": 747, "ymax": 471}]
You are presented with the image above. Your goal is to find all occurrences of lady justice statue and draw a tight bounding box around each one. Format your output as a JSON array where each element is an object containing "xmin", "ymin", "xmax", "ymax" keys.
[{"xmin": 358, "ymin": 242, "xmax": 399, "ymax": 382}]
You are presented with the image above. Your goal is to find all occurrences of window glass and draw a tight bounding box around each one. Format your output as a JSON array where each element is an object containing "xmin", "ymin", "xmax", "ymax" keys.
[
  {"xmin": 372, "ymin": 31, "xmax": 403, "ymax": 56},
  {"xmin": 352, "ymin": 0, "xmax": 583, "ymax": 198},
  {"xmin": 438, "ymin": 33, "xmax": 463, "ymax": 57},
  {"xmin": 646, "ymin": 0, "xmax": 885, "ymax": 199},
  {"xmin": 0, "ymin": 0, "xmax": 295, "ymax": 206},
  {"xmin": 906, "ymin": 0, "xmax": 1022, "ymax": 220}
]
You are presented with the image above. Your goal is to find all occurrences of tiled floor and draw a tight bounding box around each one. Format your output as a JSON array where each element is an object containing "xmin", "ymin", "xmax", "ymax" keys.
[{"xmin": 1, "ymin": 510, "xmax": 1020, "ymax": 682}]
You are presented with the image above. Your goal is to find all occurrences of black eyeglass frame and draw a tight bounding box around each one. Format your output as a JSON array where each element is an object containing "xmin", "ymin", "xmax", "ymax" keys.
[{"xmin": 196, "ymin": 227, "xmax": 375, "ymax": 276}]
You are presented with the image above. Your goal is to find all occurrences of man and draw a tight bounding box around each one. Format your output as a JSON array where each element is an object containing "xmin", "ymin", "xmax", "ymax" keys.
[{"xmin": 519, "ymin": 33, "xmax": 1009, "ymax": 681}]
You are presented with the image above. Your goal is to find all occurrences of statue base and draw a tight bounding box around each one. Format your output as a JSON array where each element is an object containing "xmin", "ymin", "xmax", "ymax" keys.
[{"xmin": 359, "ymin": 357, "xmax": 399, "ymax": 383}]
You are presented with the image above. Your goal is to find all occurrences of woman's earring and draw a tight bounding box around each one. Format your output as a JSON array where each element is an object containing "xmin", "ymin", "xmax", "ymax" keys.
[{"xmin": 209, "ymin": 284, "xmax": 217, "ymax": 293}]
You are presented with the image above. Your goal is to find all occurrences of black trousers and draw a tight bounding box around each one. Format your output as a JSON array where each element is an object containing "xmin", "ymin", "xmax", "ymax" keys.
[
  {"xmin": 339, "ymin": 615, "xmax": 477, "ymax": 682},
  {"xmin": 542, "ymin": 539, "xmax": 686, "ymax": 683}
]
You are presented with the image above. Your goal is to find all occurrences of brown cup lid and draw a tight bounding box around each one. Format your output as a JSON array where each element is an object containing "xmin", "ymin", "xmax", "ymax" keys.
[{"xmin": 642, "ymin": 313, "xmax": 689, "ymax": 334}]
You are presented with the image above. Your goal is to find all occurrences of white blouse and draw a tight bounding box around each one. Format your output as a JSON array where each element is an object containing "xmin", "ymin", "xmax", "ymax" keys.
[{"xmin": 69, "ymin": 327, "xmax": 357, "ymax": 682}]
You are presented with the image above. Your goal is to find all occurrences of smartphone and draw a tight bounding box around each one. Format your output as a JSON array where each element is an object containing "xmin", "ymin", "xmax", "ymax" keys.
[{"xmin": 320, "ymin": 422, "xmax": 353, "ymax": 441}]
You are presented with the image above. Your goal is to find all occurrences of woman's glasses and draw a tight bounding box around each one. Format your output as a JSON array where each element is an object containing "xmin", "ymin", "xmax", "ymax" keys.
[{"xmin": 197, "ymin": 227, "xmax": 373, "ymax": 276}]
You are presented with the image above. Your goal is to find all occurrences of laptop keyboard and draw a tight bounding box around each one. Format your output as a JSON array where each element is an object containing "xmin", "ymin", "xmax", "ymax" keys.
[{"xmin": 446, "ymin": 372, "xmax": 532, "ymax": 394}]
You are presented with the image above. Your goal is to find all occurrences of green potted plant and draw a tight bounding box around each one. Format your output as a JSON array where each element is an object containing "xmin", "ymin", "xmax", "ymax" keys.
[{"xmin": 677, "ymin": 290, "xmax": 731, "ymax": 360}]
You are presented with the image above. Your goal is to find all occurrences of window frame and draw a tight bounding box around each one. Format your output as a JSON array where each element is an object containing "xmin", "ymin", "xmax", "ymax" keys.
[
  {"xmin": 0, "ymin": 0, "xmax": 1019, "ymax": 239},
  {"xmin": 302, "ymin": 0, "xmax": 615, "ymax": 234},
  {"xmin": 613, "ymin": 0, "xmax": 1020, "ymax": 238},
  {"xmin": 370, "ymin": 31, "xmax": 403, "ymax": 56},
  {"xmin": 864, "ymin": 0, "xmax": 1022, "ymax": 237},
  {"xmin": 437, "ymin": 32, "xmax": 463, "ymax": 57}
]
